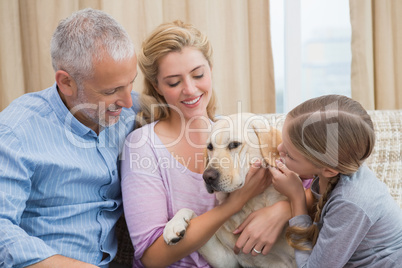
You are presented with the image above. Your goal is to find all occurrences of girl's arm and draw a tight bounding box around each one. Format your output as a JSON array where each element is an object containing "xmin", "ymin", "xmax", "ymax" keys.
[
  {"xmin": 289, "ymin": 200, "xmax": 371, "ymax": 267},
  {"xmin": 270, "ymin": 161, "xmax": 371, "ymax": 267}
]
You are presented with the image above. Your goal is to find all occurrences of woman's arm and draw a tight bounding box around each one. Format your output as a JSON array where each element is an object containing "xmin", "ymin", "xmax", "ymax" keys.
[
  {"xmin": 140, "ymin": 163, "xmax": 271, "ymax": 267},
  {"xmin": 233, "ymin": 200, "xmax": 291, "ymax": 256},
  {"xmin": 233, "ymin": 186, "xmax": 316, "ymax": 256}
]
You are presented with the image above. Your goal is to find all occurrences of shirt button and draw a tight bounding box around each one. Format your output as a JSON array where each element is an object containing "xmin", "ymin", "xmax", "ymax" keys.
[{"xmin": 112, "ymin": 170, "xmax": 116, "ymax": 176}]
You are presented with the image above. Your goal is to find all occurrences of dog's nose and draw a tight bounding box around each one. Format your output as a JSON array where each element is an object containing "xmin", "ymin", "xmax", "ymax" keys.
[{"xmin": 203, "ymin": 168, "xmax": 220, "ymax": 185}]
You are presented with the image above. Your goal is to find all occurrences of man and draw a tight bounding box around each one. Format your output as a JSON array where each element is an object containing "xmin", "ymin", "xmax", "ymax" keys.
[{"xmin": 0, "ymin": 8, "xmax": 139, "ymax": 267}]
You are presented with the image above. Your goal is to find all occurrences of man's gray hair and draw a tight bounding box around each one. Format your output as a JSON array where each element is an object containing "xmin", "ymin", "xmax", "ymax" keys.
[{"xmin": 51, "ymin": 8, "xmax": 135, "ymax": 85}]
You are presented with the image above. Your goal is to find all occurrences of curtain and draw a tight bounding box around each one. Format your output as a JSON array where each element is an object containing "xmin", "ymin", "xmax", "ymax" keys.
[
  {"xmin": 0, "ymin": 0, "xmax": 275, "ymax": 115},
  {"xmin": 350, "ymin": 0, "xmax": 402, "ymax": 110}
]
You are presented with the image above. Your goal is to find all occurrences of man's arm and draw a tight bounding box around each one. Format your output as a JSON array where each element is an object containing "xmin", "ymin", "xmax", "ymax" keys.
[
  {"xmin": 0, "ymin": 129, "xmax": 57, "ymax": 266},
  {"xmin": 26, "ymin": 255, "xmax": 98, "ymax": 268}
]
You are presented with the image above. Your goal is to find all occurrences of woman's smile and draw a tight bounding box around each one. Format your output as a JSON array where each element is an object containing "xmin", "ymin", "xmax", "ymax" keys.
[{"xmin": 182, "ymin": 94, "xmax": 203, "ymax": 106}]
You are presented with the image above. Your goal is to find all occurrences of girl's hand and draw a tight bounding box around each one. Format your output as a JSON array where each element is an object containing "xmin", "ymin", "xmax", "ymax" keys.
[
  {"xmin": 233, "ymin": 200, "xmax": 291, "ymax": 256},
  {"xmin": 270, "ymin": 160, "xmax": 308, "ymax": 217},
  {"xmin": 270, "ymin": 160, "xmax": 304, "ymax": 202}
]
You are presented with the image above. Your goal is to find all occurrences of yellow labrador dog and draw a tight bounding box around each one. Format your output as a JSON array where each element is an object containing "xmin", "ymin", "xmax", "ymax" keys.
[{"xmin": 163, "ymin": 113, "xmax": 295, "ymax": 268}]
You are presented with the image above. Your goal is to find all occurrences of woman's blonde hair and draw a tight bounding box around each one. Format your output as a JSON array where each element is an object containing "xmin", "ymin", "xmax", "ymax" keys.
[
  {"xmin": 136, "ymin": 20, "xmax": 217, "ymax": 127},
  {"xmin": 284, "ymin": 95, "xmax": 375, "ymax": 250}
]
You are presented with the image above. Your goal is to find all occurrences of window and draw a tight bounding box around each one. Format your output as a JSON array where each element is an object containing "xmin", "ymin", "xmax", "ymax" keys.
[{"xmin": 271, "ymin": 0, "xmax": 352, "ymax": 113}]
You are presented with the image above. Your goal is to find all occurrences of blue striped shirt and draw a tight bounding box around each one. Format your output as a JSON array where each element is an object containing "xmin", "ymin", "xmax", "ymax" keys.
[{"xmin": 0, "ymin": 83, "xmax": 139, "ymax": 267}]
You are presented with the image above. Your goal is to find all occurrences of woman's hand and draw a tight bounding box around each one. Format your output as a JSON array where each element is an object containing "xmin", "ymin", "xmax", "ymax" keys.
[
  {"xmin": 233, "ymin": 200, "xmax": 291, "ymax": 256},
  {"xmin": 226, "ymin": 161, "xmax": 272, "ymax": 211}
]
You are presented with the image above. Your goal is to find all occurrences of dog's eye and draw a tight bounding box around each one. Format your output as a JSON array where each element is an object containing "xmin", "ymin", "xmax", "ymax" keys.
[
  {"xmin": 228, "ymin": 141, "xmax": 242, "ymax": 150},
  {"xmin": 207, "ymin": 143, "xmax": 213, "ymax": 151}
]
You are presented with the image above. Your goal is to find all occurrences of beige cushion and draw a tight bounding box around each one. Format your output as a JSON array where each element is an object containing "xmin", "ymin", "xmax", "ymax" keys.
[{"xmin": 366, "ymin": 110, "xmax": 401, "ymax": 208}]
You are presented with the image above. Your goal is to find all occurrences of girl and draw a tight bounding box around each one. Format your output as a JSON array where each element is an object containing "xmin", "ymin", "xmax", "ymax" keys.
[
  {"xmin": 121, "ymin": 20, "xmax": 286, "ymax": 267},
  {"xmin": 270, "ymin": 95, "xmax": 402, "ymax": 267}
]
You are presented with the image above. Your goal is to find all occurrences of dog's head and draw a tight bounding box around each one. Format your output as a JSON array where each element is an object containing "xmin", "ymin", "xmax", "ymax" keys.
[{"xmin": 203, "ymin": 113, "xmax": 282, "ymax": 193}]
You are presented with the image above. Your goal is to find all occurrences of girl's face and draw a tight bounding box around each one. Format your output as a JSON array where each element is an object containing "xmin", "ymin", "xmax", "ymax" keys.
[
  {"xmin": 277, "ymin": 118, "xmax": 321, "ymax": 180},
  {"xmin": 154, "ymin": 46, "xmax": 212, "ymax": 122}
]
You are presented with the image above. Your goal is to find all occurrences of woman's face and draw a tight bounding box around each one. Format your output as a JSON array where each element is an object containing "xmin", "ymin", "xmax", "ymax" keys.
[{"xmin": 154, "ymin": 46, "xmax": 212, "ymax": 122}]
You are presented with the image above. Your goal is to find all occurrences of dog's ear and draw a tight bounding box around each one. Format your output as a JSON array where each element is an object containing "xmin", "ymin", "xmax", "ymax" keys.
[
  {"xmin": 203, "ymin": 147, "xmax": 210, "ymax": 169},
  {"xmin": 253, "ymin": 126, "xmax": 282, "ymax": 167}
]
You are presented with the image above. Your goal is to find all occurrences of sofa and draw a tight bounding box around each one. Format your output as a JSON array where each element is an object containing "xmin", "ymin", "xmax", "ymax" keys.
[{"xmin": 112, "ymin": 110, "xmax": 402, "ymax": 267}]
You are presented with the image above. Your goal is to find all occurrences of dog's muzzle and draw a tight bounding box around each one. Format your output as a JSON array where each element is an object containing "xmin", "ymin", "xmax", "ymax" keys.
[{"xmin": 203, "ymin": 168, "xmax": 220, "ymax": 193}]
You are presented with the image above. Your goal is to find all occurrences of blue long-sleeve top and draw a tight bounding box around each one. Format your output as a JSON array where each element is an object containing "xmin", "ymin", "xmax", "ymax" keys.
[
  {"xmin": 0, "ymin": 83, "xmax": 139, "ymax": 267},
  {"xmin": 289, "ymin": 165, "xmax": 402, "ymax": 267}
]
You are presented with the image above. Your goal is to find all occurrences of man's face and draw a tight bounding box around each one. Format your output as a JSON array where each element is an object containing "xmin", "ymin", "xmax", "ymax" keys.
[{"xmin": 68, "ymin": 54, "xmax": 138, "ymax": 133}]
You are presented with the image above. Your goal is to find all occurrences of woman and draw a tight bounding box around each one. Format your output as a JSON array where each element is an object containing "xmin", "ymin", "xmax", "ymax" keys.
[{"xmin": 121, "ymin": 20, "xmax": 285, "ymax": 267}]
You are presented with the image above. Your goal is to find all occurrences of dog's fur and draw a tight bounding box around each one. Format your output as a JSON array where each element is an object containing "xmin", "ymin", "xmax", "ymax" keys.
[{"xmin": 163, "ymin": 113, "xmax": 295, "ymax": 268}]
